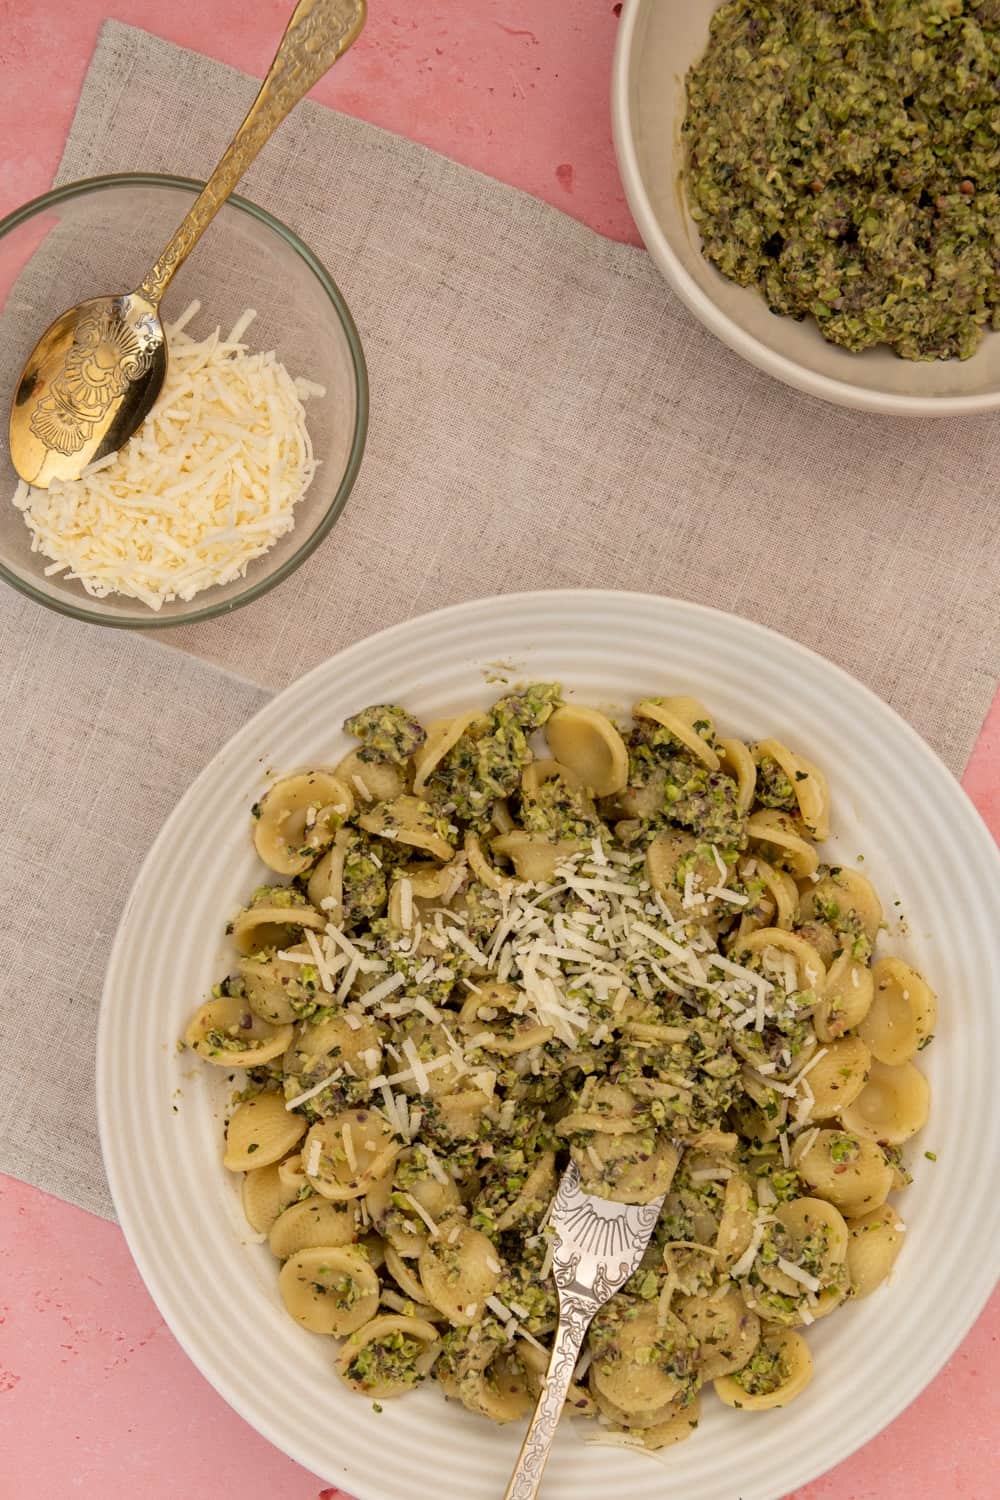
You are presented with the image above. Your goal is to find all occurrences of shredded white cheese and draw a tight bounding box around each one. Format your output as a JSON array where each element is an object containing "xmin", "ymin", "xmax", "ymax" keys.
[
  {"xmin": 13, "ymin": 304, "xmax": 325, "ymax": 609},
  {"xmin": 777, "ymin": 1257, "xmax": 822, "ymax": 1293},
  {"xmin": 284, "ymin": 1071, "xmax": 342, "ymax": 1110}
]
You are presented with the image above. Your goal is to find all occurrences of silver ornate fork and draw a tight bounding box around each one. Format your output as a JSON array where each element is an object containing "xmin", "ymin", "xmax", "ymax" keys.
[{"xmin": 502, "ymin": 1163, "xmax": 666, "ymax": 1499}]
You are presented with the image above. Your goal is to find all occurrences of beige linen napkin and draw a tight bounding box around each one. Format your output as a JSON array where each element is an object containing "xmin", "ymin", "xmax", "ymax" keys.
[
  {"xmin": 0, "ymin": 599, "xmax": 269, "ymax": 1217},
  {"xmin": 1, "ymin": 20, "xmax": 998, "ymax": 1219}
]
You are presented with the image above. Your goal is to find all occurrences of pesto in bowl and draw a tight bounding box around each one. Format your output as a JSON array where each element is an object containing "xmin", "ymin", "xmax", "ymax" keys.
[{"xmin": 684, "ymin": 0, "xmax": 1000, "ymax": 361}]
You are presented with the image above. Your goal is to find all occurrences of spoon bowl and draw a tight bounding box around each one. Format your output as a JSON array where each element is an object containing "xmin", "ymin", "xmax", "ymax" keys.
[
  {"xmin": 8, "ymin": 0, "xmax": 364, "ymax": 488},
  {"xmin": 10, "ymin": 292, "xmax": 166, "ymax": 487}
]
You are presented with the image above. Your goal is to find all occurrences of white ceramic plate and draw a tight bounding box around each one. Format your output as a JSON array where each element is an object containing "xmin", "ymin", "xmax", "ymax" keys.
[
  {"xmin": 99, "ymin": 590, "xmax": 1000, "ymax": 1500},
  {"xmin": 611, "ymin": 0, "xmax": 1000, "ymax": 415}
]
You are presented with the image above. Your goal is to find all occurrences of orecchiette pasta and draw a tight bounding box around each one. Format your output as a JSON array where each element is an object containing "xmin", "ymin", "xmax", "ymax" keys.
[
  {"xmin": 713, "ymin": 1328, "xmax": 813, "ymax": 1410},
  {"xmin": 241, "ymin": 1160, "xmax": 301, "ymax": 1235},
  {"xmin": 544, "ymin": 705, "xmax": 630, "ymax": 797},
  {"xmin": 814, "ymin": 952, "xmax": 874, "ymax": 1043},
  {"xmin": 799, "ymin": 1037, "xmax": 871, "ymax": 1120},
  {"xmin": 268, "ymin": 1196, "xmax": 358, "ymax": 1260},
  {"xmin": 223, "ymin": 1091, "xmax": 306, "ymax": 1171},
  {"xmin": 858, "ymin": 958, "xmax": 936, "ymax": 1065},
  {"xmin": 796, "ymin": 1130, "xmax": 894, "ymax": 1216},
  {"xmin": 840, "ymin": 1060, "xmax": 931, "ymax": 1145},
  {"xmin": 846, "ymin": 1204, "xmax": 907, "ymax": 1298},
  {"xmin": 279, "ymin": 1245, "xmax": 380, "ymax": 1335},
  {"xmin": 303, "ymin": 1110, "xmax": 400, "ymax": 1200},
  {"xmin": 184, "ymin": 683, "xmax": 935, "ymax": 1444},
  {"xmin": 253, "ymin": 772, "xmax": 354, "ymax": 876}
]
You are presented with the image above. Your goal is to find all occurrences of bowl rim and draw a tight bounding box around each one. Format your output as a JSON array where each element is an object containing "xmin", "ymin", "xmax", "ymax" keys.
[
  {"xmin": 97, "ymin": 586, "xmax": 1000, "ymax": 1500},
  {"xmin": 611, "ymin": 0, "xmax": 1000, "ymax": 417},
  {"xmin": 0, "ymin": 170, "xmax": 369, "ymax": 628}
]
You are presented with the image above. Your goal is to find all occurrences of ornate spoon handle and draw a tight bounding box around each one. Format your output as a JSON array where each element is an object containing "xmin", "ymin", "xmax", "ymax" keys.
[
  {"xmin": 503, "ymin": 1291, "xmax": 595, "ymax": 1500},
  {"xmin": 136, "ymin": 0, "xmax": 365, "ymax": 305}
]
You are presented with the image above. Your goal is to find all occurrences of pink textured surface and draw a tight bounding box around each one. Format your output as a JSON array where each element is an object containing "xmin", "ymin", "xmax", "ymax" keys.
[{"xmin": 0, "ymin": 2, "xmax": 997, "ymax": 1498}]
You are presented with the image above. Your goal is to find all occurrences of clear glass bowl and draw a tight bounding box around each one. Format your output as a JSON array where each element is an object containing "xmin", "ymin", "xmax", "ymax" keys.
[{"xmin": 0, "ymin": 173, "xmax": 368, "ymax": 626}]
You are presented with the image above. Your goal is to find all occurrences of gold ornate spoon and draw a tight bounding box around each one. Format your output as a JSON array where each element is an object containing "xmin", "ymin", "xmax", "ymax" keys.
[
  {"xmin": 503, "ymin": 1164, "xmax": 666, "ymax": 1499},
  {"xmin": 9, "ymin": 0, "xmax": 366, "ymax": 488}
]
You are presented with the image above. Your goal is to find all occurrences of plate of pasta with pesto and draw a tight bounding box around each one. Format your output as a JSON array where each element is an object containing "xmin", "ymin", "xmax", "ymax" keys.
[{"xmin": 98, "ymin": 590, "xmax": 1000, "ymax": 1500}]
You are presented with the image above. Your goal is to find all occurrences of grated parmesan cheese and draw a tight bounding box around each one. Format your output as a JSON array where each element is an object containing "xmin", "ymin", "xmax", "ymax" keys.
[
  {"xmin": 777, "ymin": 1257, "xmax": 822, "ymax": 1293},
  {"xmin": 12, "ymin": 304, "xmax": 325, "ymax": 609}
]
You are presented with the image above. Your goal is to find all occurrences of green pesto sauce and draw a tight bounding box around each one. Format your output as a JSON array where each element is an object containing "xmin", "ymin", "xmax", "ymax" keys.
[
  {"xmin": 755, "ymin": 753, "xmax": 796, "ymax": 810},
  {"xmin": 428, "ymin": 682, "xmax": 561, "ymax": 829},
  {"xmin": 347, "ymin": 1331, "xmax": 424, "ymax": 1389},
  {"xmin": 344, "ymin": 704, "xmax": 427, "ymax": 765},
  {"xmin": 733, "ymin": 1344, "xmax": 788, "ymax": 1396},
  {"xmin": 684, "ymin": 0, "xmax": 1000, "ymax": 359}
]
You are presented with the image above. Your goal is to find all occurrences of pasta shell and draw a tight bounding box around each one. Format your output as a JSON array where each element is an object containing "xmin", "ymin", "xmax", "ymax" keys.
[
  {"xmin": 412, "ymin": 712, "xmax": 486, "ymax": 791},
  {"xmin": 284, "ymin": 1011, "xmax": 382, "ymax": 1098},
  {"xmin": 223, "ymin": 1091, "xmax": 306, "ymax": 1171},
  {"xmin": 432, "ymin": 1089, "xmax": 492, "ymax": 1141},
  {"xmin": 713, "ymin": 1328, "xmax": 813, "ymax": 1410},
  {"xmin": 755, "ymin": 737, "xmax": 830, "ymax": 840},
  {"xmin": 590, "ymin": 1306, "xmax": 690, "ymax": 1414},
  {"xmin": 253, "ymin": 772, "xmax": 354, "ymax": 876},
  {"xmin": 847, "ymin": 1204, "xmax": 907, "ymax": 1298},
  {"xmin": 859, "ymin": 958, "xmax": 936, "ymax": 1065},
  {"xmin": 753, "ymin": 859, "xmax": 800, "ymax": 930},
  {"xmin": 624, "ymin": 1394, "xmax": 701, "ymax": 1450},
  {"xmin": 717, "ymin": 738, "xmax": 757, "ymax": 813},
  {"xmin": 678, "ymin": 1289, "xmax": 760, "ymax": 1382},
  {"xmin": 334, "ymin": 748, "xmax": 405, "ymax": 804},
  {"xmin": 633, "ymin": 696, "xmax": 720, "ymax": 770},
  {"xmin": 380, "ymin": 1164, "xmax": 462, "ymax": 1257},
  {"xmin": 738, "ymin": 926, "xmax": 826, "ymax": 993},
  {"xmin": 231, "ymin": 898, "xmax": 325, "ymax": 956},
  {"xmin": 814, "ymin": 953, "xmax": 874, "ymax": 1042},
  {"xmin": 279, "ymin": 1245, "xmax": 379, "ymax": 1336},
  {"xmin": 715, "ymin": 1174, "xmax": 756, "ymax": 1269},
  {"xmin": 747, "ymin": 809, "xmax": 820, "ymax": 878},
  {"xmin": 544, "ymin": 705, "xmax": 629, "ymax": 796},
  {"xmin": 306, "ymin": 828, "xmax": 351, "ymax": 916},
  {"xmin": 303, "ymin": 1109, "xmax": 400, "ymax": 1200},
  {"xmin": 573, "ymin": 1130, "xmax": 679, "ymax": 1205},
  {"xmin": 418, "ymin": 1218, "xmax": 502, "ymax": 1325},
  {"xmin": 491, "ymin": 830, "xmax": 587, "ymax": 883},
  {"xmin": 336, "ymin": 1314, "xmax": 441, "ymax": 1397},
  {"xmin": 590, "ymin": 1385, "xmax": 699, "ymax": 1445},
  {"xmin": 184, "ymin": 995, "xmax": 292, "ymax": 1067},
  {"xmin": 796, "ymin": 1129, "xmax": 893, "ymax": 1216},
  {"xmin": 387, "ymin": 861, "xmax": 456, "ymax": 930},
  {"xmin": 239, "ymin": 947, "xmax": 320, "ymax": 1025},
  {"xmin": 445, "ymin": 1334, "xmax": 534, "ymax": 1423},
  {"xmin": 798, "ymin": 867, "xmax": 884, "ymax": 946},
  {"xmin": 494, "ymin": 1153, "xmax": 556, "ymax": 1233},
  {"xmin": 840, "ymin": 1060, "xmax": 930, "ymax": 1145},
  {"xmin": 645, "ymin": 830, "xmax": 718, "ymax": 918},
  {"xmin": 359, "ymin": 794, "xmax": 454, "ymax": 862},
  {"xmin": 385, "ymin": 1245, "xmax": 431, "ymax": 1302},
  {"xmin": 241, "ymin": 1160, "xmax": 301, "ymax": 1235},
  {"xmin": 464, "ymin": 831, "xmax": 512, "ymax": 891},
  {"xmin": 802, "ymin": 1036, "xmax": 872, "ymax": 1120},
  {"xmin": 268, "ymin": 1197, "xmax": 358, "ymax": 1260}
]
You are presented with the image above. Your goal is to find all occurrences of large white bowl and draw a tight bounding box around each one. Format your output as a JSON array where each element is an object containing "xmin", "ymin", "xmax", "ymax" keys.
[
  {"xmin": 612, "ymin": 0, "xmax": 1000, "ymax": 415},
  {"xmin": 99, "ymin": 591, "xmax": 1000, "ymax": 1500}
]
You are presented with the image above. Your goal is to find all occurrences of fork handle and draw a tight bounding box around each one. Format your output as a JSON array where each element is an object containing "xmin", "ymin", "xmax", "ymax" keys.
[
  {"xmin": 136, "ymin": 0, "xmax": 366, "ymax": 305},
  {"xmin": 503, "ymin": 1295, "xmax": 595, "ymax": 1500}
]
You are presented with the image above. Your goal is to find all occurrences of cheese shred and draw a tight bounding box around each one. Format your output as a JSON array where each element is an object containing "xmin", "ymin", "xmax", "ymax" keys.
[{"xmin": 12, "ymin": 304, "xmax": 324, "ymax": 610}]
